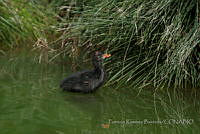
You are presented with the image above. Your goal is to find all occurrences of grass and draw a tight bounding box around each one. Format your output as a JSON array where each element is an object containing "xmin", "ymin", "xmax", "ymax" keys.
[
  {"xmin": 56, "ymin": 0, "xmax": 200, "ymax": 89},
  {"xmin": 0, "ymin": 0, "xmax": 199, "ymax": 89},
  {"xmin": 0, "ymin": 0, "xmax": 56, "ymax": 50},
  {"xmin": 0, "ymin": 1, "xmax": 199, "ymax": 133}
]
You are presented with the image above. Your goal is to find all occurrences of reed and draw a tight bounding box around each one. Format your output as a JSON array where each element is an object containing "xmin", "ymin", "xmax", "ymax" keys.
[
  {"xmin": 56, "ymin": 0, "xmax": 200, "ymax": 89},
  {"xmin": 0, "ymin": 0, "xmax": 56, "ymax": 49}
]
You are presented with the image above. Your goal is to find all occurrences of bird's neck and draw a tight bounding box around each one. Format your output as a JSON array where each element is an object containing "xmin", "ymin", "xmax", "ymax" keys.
[
  {"xmin": 94, "ymin": 66, "xmax": 104, "ymax": 74},
  {"xmin": 94, "ymin": 66, "xmax": 105, "ymax": 81},
  {"xmin": 92, "ymin": 59, "xmax": 105, "ymax": 80}
]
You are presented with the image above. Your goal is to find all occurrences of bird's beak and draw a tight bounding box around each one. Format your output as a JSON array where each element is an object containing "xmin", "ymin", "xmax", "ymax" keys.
[{"xmin": 102, "ymin": 53, "xmax": 111, "ymax": 59}]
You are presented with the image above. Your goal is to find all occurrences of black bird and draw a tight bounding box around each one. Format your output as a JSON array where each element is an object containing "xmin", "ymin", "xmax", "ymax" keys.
[{"xmin": 60, "ymin": 51, "xmax": 111, "ymax": 93}]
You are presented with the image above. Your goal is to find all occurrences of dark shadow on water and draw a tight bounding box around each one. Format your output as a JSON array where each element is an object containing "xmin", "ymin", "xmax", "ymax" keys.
[{"xmin": 61, "ymin": 90, "xmax": 108, "ymax": 129}]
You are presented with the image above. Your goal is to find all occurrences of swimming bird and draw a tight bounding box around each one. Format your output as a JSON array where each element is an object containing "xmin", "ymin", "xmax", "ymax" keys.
[{"xmin": 60, "ymin": 51, "xmax": 111, "ymax": 93}]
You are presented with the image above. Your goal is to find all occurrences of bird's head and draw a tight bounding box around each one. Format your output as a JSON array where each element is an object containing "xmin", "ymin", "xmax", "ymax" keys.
[{"xmin": 92, "ymin": 51, "xmax": 111, "ymax": 67}]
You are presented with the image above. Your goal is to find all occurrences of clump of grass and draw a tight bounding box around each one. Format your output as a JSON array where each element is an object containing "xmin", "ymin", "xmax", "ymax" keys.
[
  {"xmin": 0, "ymin": 0, "xmax": 56, "ymax": 50},
  {"xmin": 57, "ymin": 0, "xmax": 200, "ymax": 89},
  {"xmin": 33, "ymin": 38, "xmax": 57, "ymax": 63}
]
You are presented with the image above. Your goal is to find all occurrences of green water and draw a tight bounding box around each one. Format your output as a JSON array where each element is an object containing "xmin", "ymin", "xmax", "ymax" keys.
[{"xmin": 0, "ymin": 52, "xmax": 199, "ymax": 134}]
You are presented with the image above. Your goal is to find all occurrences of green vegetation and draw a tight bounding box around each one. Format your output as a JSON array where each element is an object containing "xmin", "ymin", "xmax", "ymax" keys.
[
  {"xmin": 0, "ymin": 1, "xmax": 200, "ymax": 133},
  {"xmin": 57, "ymin": 0, "xmax": 200, "ymax": 89},
  {"xmin": 0, "ymin": 0, "xmax": 199, "ymax": 89},
  {"xmin": 0, "ymin": 0, "xmax": 56, "ymax": 50}
]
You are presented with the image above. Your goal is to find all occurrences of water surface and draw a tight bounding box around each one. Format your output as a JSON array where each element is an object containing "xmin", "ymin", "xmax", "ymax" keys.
[{"xmin": 0, "ymin": 52, "xmax": 199, "ymax": 134}]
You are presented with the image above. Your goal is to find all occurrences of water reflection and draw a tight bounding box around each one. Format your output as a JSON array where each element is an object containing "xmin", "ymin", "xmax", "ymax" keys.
[
  {"xmin": 0, "ymin": 54, "xmax": 199, "ymax": 134},
  {"xmin": 62, "ymin": 91, "xmax": 107, "ymax": 128}
]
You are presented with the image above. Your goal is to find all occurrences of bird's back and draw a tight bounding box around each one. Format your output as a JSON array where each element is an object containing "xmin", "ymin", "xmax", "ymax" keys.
[{"xmin": 60, "ymin": 70, "xmax": 97, "ymax": 93}]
